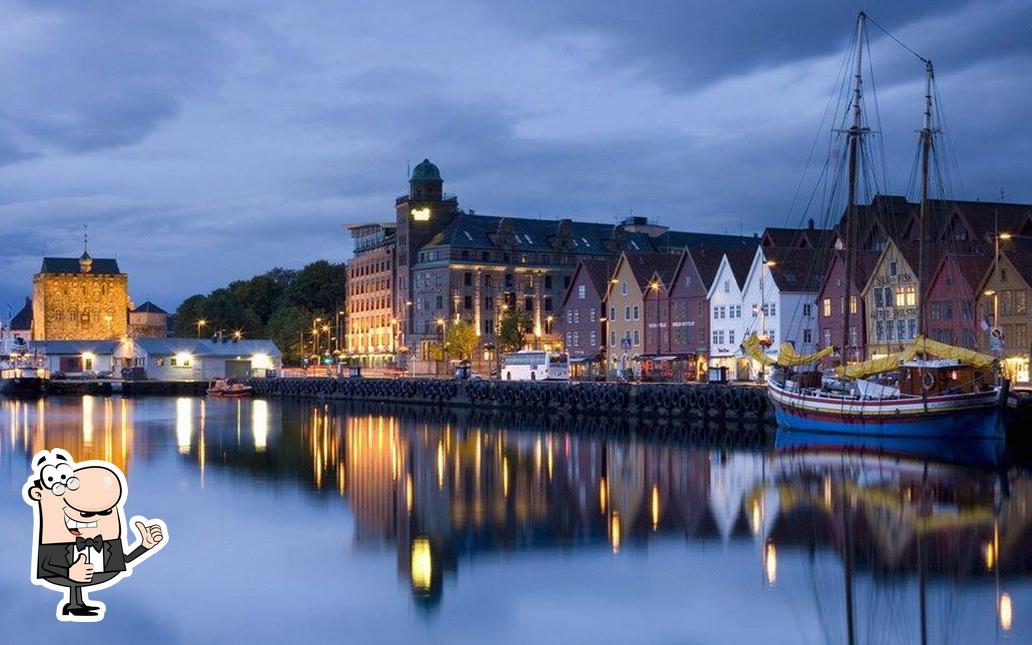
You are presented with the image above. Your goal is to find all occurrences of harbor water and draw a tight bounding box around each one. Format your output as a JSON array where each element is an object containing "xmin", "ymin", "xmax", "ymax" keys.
[{"xmin": 0, "ymin": 395, "xmax": 1028, "ymax": 644}]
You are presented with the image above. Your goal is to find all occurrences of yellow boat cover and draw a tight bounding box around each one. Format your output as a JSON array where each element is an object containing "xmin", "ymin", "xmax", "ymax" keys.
[
  {"xmin": 834, "ymin": 335, "xmax": 996, "ymax": 379},
  {"xmin": 741, "ymin": 334, "xmax": 834, "ymax": 367}
]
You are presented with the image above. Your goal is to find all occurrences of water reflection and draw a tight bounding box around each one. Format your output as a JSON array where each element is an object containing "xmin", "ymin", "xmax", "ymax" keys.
[{"xmin": 2, "ymin": 396, "xmax": 1030, "ymax": 643}]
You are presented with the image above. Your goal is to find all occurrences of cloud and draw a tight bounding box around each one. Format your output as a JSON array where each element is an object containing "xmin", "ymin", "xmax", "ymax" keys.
[{"xmin": 0, "ymin": 0, "xmax": 1028, "ymax": 311}]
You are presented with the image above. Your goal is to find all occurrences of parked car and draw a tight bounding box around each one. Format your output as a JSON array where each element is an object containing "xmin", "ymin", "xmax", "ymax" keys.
[{"xmin": 121, "ymin": 366, "xmax": 148, "ymax": 381}]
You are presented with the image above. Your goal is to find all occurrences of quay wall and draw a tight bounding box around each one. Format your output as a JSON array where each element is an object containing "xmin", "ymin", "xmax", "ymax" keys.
[
  {"xmin": 246, "ymin": 377, "xmax": 774, "ymax": 423},
  {"xmin": 46, "ymin": 380, "xmax": 209, "ymax": 396}
]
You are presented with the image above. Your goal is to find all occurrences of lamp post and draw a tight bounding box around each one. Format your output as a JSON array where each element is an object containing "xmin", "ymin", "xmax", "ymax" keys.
[
  {"xmin": 759, "ymin": 260, "xmax": 776, "ymax": 381},
  {"xmin": 436, "ymin": 317, "xmax": 446, "ymax": 377},
  {"xmin": 196, "ymin": 319, "xmax": 207, "ymax": 338}
]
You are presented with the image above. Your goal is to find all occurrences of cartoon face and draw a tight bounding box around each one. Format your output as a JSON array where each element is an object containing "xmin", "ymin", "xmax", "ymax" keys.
[{"xmin": 28, "ymin": 458, "xmax": 124, "ymax": 545}]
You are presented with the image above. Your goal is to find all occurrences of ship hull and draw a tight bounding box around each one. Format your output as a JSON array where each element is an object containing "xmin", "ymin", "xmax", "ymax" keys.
[
  {"xmin": 768, "ymin": 380, "xmax": 1003, "ymax": 439},
  {"xmin": 0, "ymin": 376, "xmax": 48, "ymax": 398}
]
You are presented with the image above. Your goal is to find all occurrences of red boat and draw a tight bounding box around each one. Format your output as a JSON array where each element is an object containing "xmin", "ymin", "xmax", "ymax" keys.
[{"xmin": 207, "ymin": 378, "xmax": 253, "ymax": 398}]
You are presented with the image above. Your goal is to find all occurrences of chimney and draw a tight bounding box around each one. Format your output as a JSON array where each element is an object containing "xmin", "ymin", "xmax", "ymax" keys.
[{"xmin": 808, "ymin": 218, "xmax": 815, "ymax": 230}]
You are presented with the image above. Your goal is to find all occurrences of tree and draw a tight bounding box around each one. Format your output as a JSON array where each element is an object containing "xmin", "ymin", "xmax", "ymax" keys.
[
  {"xmin": 174, "ymin": 294, "xmax": 208, "ymax": 336},
  {"xmin": 284, "ymin": 260, "xmax": 347, "ymax": 314},
  {"xmin": 445, "ymin": 321, "xmax": 478, "ymax": 361},
  {"xmin": 497, "ymin": 308, "xmax": 530, "ymax": 354},
  {"xmin": 265, "ymin": 305, "xmax": 312, "ymax": 363}
]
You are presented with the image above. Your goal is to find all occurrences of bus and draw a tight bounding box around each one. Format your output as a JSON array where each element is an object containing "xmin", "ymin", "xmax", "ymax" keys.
[{"xmin": 501, "ymin": 350, "xmax": 569, "ymax": 381}]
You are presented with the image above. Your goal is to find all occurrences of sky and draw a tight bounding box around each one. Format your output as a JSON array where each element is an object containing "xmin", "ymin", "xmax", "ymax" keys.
[{"xmin": 0, "ymin": 0, "xmax": 1030, "ymax": 313}]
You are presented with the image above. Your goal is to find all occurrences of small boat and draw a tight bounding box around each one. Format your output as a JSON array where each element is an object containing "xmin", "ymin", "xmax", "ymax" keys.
[
  {"xmin": 207, "ymin": 378, "xmax": 253, "ymax": 398},
  {"xmin": 0, "ymin": 337, "xmax": 49, "ymax": 398}
]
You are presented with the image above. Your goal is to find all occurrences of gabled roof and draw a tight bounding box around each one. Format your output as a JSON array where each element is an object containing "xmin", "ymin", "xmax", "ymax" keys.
[
  {"xmin": 935, "ymin": 198, "xmax": 1032, "ymax": 241},
  {"xmin": 999, "ymin": 239, "xmax": 1032, "ymax": 290},
  {"xmin": 761, "ymin": 228, "xmax": 800, "ymax": 247},
  {"xmin": 620, "ymin": 252, "xmax": 681, "ymax": 291},
  {"xmin": 130, "ymin": 338, "xmax": 282, "ymax": 357},
  {"xmin": 10, "ymin": 298, "xmax": 32, "ymax": 331},
  {"xmin": 685, "ymin": 246, "xmax": 729, "ymax": 291},
  {"xmin": 724, "ymin": 248, "xmax": 758, "ymax": 290},
  {"xmin": 39, "ymin": 257, "xmax": 121, "ymax": 275},
  {"xmin": 762, "ymin": 248, "xmax": 833, "ymax": 293},
  {"xmin": 647, "ymin": 250, "xmax": 685, "ymax": 291},
  {"xmin": 30, "ymin": 340, "xmax": 121, "ymax": 355},
  {"xmin": 559, "ymin": 258, "xmax": 617, "ymax": 308},
  {"xmin": 132, "ymin": 301, "xmax": 167, "ymax": 315},
  {"xmin": 816, "ymin": 249, "xmax": 882, "ymax": 300},
  {"xmin": 937, "ymin": 252, "xmax": 993, "ymax": 296}
]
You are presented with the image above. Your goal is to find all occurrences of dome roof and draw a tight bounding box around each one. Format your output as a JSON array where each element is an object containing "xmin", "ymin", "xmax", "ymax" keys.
[{"xmin": 410, "ymin": 158, "xmax": 441, "ymax": 182}]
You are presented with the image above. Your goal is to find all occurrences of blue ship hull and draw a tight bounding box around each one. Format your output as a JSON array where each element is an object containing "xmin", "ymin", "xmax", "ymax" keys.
[
  {"xmin": 772, "ymin": 403, "xmax": 1004, "ymax": 440},
  {"xmin": 774, "ymin": 428, "xmax": 1005, "ymax": 470}
]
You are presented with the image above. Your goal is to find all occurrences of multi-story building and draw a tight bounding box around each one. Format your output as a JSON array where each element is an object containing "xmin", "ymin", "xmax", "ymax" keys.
[
  {"xmin": 128, "ymin": 301, "xmax": 168, "ymax": 338},
  {"xmin": 641, "ymin": 249, "xmax": 716, "ymax": 381},
  {"xmin": 706, "ymin": 249, "xmax": 757, "ymax": 379},
  {"xmin": 860, "ymin": 239, "xmax": 928, "ymax": 357},
  {"xmin": 815, "ymin": 249, "xmax": 881, "ymax": 361},
  {"xmin": 605, "ymin": 252, "xmax": 680, "ymax": 378},
  {"xmin": 738, "ymin": 247, "xmax": 827, "ymax": 377},
  {"xmin": 345, "ymin": 222, "xmax": 398, "ymax": 367},
  {"xmin": 925, "ymin": 252, "xmax": 990, "ymax": 349},
  {"xmin": 31, "ymin": 248, "xmax": 129, "ymax": 341},
  {"xmin": 977, "ymin": 240, "xmax": 1032, "ymax": 383},
  {"xmin": 558, "ymin": 258, "xmax": 616, "ymax": 379}
]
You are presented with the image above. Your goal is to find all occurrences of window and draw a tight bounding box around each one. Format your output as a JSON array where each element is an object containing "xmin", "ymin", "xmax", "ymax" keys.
[
  {"xmin": 907, "ymin": 318, "xmax": 916, "ymax": 340},
  {"xmin": 1002, "ymin": 290, "xmax": 1014, "ymax": 316},
  {"xmin": 464, "ymin": 295, "xmax": 472, "ymax": 310},
  {"xmin": 525, "ymin": 297, "xmax": 534, "ymax": 312},
  {"xmin": 849, "ymin": 326, "xmax": 857, "ymax": 346},
  {"xmin": 961, "ymin": 328, "xmax": 975, "ymax": 348},
  {"xmin": 728, "ymin": 329, "xmax": 736, "ymax": 345},
  {"xmin": 803, "ymin": 329, "xmax": 812, "ymax": 343},
  {"xmin": 577, "ymin": 285, "xmax": 586, "ymax": 300},
  {"xmin": 621, "ymin": 281, "xmax": 628, "ymax": 296},
  {"xmin": 685, "ymin": 275, "xmax": 693, "ymax": 288},
  {"xmin": 824, "ymin": 329, "xmax": 832, "ymax": 347},
  {"xmin": 610, "ymin": 306, "xmax": 616, "ymax": 321},
  {"xmin": 610, "ymin": 331, "xmax": 616, "ymax": 346},
  {"xmin": 484, "ymin": 274, "xmax": 494, "ymax": 288},
  {"xmin": 633, "ymin": 330, "xmax": 640, "ymax": 346},
  {"xmin": 571, "ymin": 331, "xmax": 579, "ymax": 347},
  {"xmin": 876, "ymin": 320, "xmax": 884, "ymax": 342},
  {"xmin": 803, "ymin": 303, "xmax": 812, "ymax": 317},
  {"xmin": 822, "ymin": 298, "xmax": 832, "ymax": 317},
  {"xmin": 590, "ymin": 331, "xmax": 597, "ymax": 346},
  {"xmin": 889, "ymin": 261, "xmax": 898, "ymax": 276},
  {"xmin": 961, "ymin": 301, "xmax": 973, "ymax": 320},
  {"xmin": 589, "ymin": 308, "xmax": 596, "ymax": 322},
  {"xmin": 849, "ymin": 296, "xmax": 857, "ymax": 314},
  {"xmin": 1018, "ymin": 291, "xmax": 1028, "ymax": 315},
  {"xmin": 632, "ymin": 305, "xmax": 639, "ymax": 321},
  {"xmin": 566, "ymin": 310, "xmax": 573, "ymax": 324},
  {"xmin": 886, "ymin": 320, "xmax": 894, "ymax": 341},
  {"xmin": 435, "ymin": 295, "xmax": 443, "ymax": 309},
  {"xmin": 544, "ymin": 297, "xmax": 553, "ymax": 312},
  {"xmin": 724, "ymin": 280, "xmax": 730, "ymax": 293},
  {"xmin": 625, "ymin": 305, "xmax": 631, "ymax": 321},
  {"xmin": 572, "ymin": 308, "xmax": 579, "ymax": 324},
  {"xmin": 464, "ymin": 272, "xmax": 473, "ymax": 286},
  {"xmin": 897, "ymin": 319, "xmax": 907, "ymax": 341},
  {"xmin": 505, "ymin": 273, "xmax": 513, "ymax": 288},
  {"xmin": 545, "ymin": 275, "xmax": 553, "ymax": 289},
  {"xmin": 485, "ymin": 296, "xmax": 494, "ymax": 309}
]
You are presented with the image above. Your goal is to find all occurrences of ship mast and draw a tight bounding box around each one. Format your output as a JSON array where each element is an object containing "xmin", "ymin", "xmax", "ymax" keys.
[
  {"xmin": 917, "ymin": 60, "xmax": 934, "ymax": 340},
  {"xmin": 841, "ymin": 12, "xmax": 866, "ymax": 364}
]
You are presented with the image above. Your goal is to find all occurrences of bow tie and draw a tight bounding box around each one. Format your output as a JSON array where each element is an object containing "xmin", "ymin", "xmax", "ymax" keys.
[{"xmin": 75, "ymin": 536, "xmax": 104, "ymax": 551}]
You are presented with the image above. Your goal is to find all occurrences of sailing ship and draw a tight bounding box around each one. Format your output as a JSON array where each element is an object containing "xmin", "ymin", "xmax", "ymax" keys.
[{"xmin": 745, "ymin": 12, "xmax": 1005, "ymax": 438}]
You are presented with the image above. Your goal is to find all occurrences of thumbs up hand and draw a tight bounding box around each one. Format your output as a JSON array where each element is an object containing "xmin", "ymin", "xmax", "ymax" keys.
[
  {"xmin": 135, "ymin": 520, "xmax": 164, "ymax": 550},
  {"xmin": 69, "ymin": 554, "xmax": 94, "ymax": 583}
]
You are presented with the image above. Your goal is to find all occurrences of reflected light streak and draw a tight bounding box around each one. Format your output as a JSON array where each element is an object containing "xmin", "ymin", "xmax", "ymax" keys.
[
  {"xmin": 651, "ymin": 485, "xmax": 660, "ymax": 530},
  {"xmin": 406, "ymin": 473, "xmax": 413, "ymax": 513},
  {"xmin": 599, "ymin": 478, "xmax": 608, "ymax": 513},
  {"xmin": 1000, "ymin": 592, "xmax": 1013, "ymax": 631},
  {"xmin": 175, "ymin": 398, "xmax": 193, "ymax": 455},
  {"xmin": 82, "ymin": 396, "xmax": 94, "ymax": 444},
  {"xmin": 437, "ymin": 441, "xmax": 445, "ymax": 489},
  {"xmin": 252, "ymin": 399, "xmax": 269, "ymax": 452},
  {"xmin": 502, "ymin": 456, "xmax": 509, "ymax": 497},
  {"xmin": 764, "ymin": 541, "xmax": 777, "ymax": 588},
  {"xmin": 411, "ymin": 538, "xmax": 432, "ymax": 592},
  {"xmin": 610, "ymin": 512, "xmax": 621, "ymax": 554}
]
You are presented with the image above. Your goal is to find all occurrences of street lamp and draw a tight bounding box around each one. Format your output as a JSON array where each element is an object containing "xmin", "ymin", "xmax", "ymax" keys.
[
  {"xmin": 196, "ymin": 319, "xmax": 207, "ymax": 338},
  {"xmin": 232, "ymin": 330, "xmax": 243, "ymax": 341},
  {"xmin": 435, "ymin": 317, "xmax": 446, "ymax": 377}
]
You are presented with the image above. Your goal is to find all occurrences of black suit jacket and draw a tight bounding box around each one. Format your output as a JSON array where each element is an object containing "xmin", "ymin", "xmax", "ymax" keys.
[{"xmin": 37, "ymin": 539, "xmax": 147, "ymax": 582}]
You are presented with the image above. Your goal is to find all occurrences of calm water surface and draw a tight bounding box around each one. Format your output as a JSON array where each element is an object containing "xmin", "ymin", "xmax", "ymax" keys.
[{"xmin": 0, "ymin": 395, "xmax": 1029, "ymax": 644}]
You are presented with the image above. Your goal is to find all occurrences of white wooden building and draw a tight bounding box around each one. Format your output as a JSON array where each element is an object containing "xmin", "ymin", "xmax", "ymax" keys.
[{"xmin": 114, "ymin": 338, "xmax": 282, "ymax": 380}]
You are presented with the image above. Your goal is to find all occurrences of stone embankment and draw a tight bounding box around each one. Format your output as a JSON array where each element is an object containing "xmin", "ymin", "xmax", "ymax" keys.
[{"xmin": 247, "ymin": 377, "xmax": 773, "ymax": 422}]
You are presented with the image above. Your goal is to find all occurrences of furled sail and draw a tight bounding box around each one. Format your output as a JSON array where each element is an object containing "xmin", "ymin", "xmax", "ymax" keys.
[
  {"xmin": 834, "ymin": 335, "xmax": 996, "ymax": 379},
  {"xmin": 742, "ymin": 334, "xmax": 834, "ymax": 367}
]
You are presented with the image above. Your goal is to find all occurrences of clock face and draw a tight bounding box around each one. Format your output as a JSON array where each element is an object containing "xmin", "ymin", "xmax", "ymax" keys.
[{"xmin": 411, "ymin": 207, "xmax": 431, "ymax": 222}]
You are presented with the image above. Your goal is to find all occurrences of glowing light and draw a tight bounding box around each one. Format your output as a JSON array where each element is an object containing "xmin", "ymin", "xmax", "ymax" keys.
[
  {"xmin": 599, "ymin": 478, "xmax": 608, "ymax": 513},
  {"xmin": 984, "ymin": 541, "xmax": 995, "ymax": 571},
  {"xmin": 610, "ymin": 512, "xmax": 621, "ymax": 554},
  {"xmin": 411, "ymin": 207, "xmax": 431, "ymax": 221},
  {"xmin": 502, "ymin": 456, "xmax": 509, "ymax": 497},
  {"xmin": 764, "ymin": 541, "xmax": 777, "ymax": 587},
  {"xmin": 750, "ymin": 498, "xmax": 761, "ymax": 536},
  {"xmin": 252, "ymin": 353, "xmax": 274, "ymax": 370},
  {"xmin": 174, "ymin": 352, "xmax": 193, "ymax": 367},
  {"xmin": 175, "ymin": 398, "xmax": 192, "ymax": 455},
  {"xmin": 411, "ymin": 538, "xmax": 432, "ymax": 591},
  {"xmin": 437, "ymin": 441, "xmax": 445, "ymax": 489},
  {"xmin": 406, "ymin": 474, "xmax": 413, "ymax": 513},
  {"xmin": 82, "ymin": 395, "xmax": 94, "ymax": 443},
  {"xmin": 1000, "ymin": 592, "xmax": 1013, "ymax": 631},
  {"xmin": 651, "ymin": 485, "xmax": 660, "ymax": 530},
  {"xmin": 252, "ymin": 399, "xmax": 268, "ymax": 452}
]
